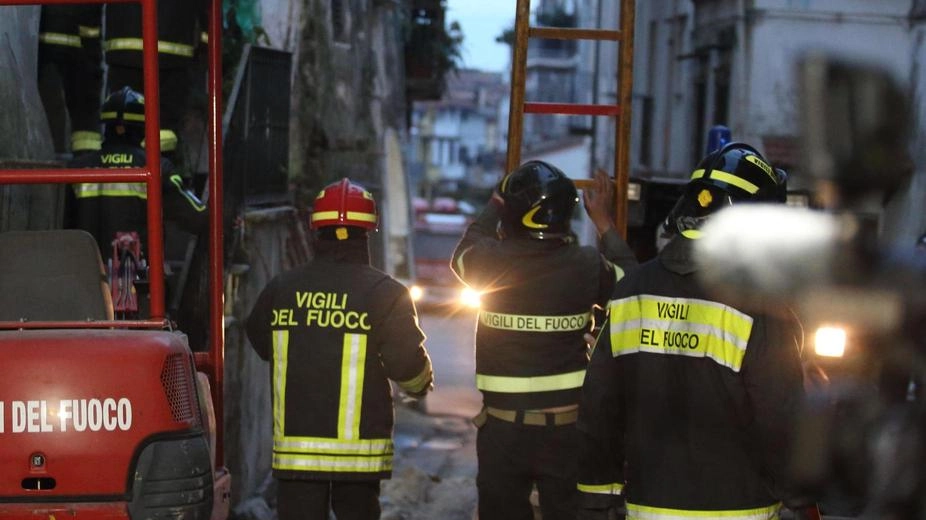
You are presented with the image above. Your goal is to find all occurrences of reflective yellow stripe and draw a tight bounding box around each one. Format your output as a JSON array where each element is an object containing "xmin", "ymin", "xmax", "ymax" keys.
[
  {"xmin": 744, "ymin": 155, "xmax": 777, "ymax": 183},
  {"xmin": 479, "ymin": 310, "xmax": 590, "ymax": 332},
  {"xmin": 101, "ymin": 111, "xmax": 145, "ymax": 123},
  {"xmin": 609, "ymin": 295, "xmax": 753, "ymax": 372},
  {"xmin": 397, "ymin": 364, "xmax": 431, "ymax": 394},
  {"xmin": 71, "ymin": 131, "xmax": 102, "ymax": 152},
  {"xmin": 608, "ymin": 260, "xmax": 625, "ymax": 282},
  {"xmin": 338, "ymin": 333, "xmax": 367, "ymax": 440},
  {"xmin": 104, "ymin": 37, "xmax": 195, "ymax": 57},
  {"xmin": 521, "ymin": 205, "xmax": 548, "ymax": 229},
  {"xmin": 311, "ymin": 210, "xmax": 340, "ymax": 223},
  {"xmin": 274, "ymin": 436, "xmax": 392, "ymax": 455},
  {"xmin": 690, "ymin": 169, "xmax": 759, "ymax": 194},
  {"xmin": 625, "ymin": 502, "xmax": 780, "ymax": 520},
  {"xmin": 272, "ymin": 330, "xmax": 289, "ymax": 440},
  {"xmin": 72, "ymin": 183, "xmax": 147, "ymax": 199},
  {"xmin": 200, "ymin": 31, "xmax": 209, "ymax": 44},
  {"xmin": 79, "ymin": 25, "xmax": 101, "ymax": 38},
  {"xmin": 680, "ymin": 229, "xmax": 703, "ymax": 239},
  {"xmin": 476, "ymin": 369, "xmax": 586, "ymax": 393},
  {"xmin": 272, "ymin": 453, "xmax": 392, "ymax": 473},
  {"xmin": 577, "ymin": 482, "xmax": 623, "ymax": 495},
  {"xmin": 170, "ymin": 174, "xmax": 206, "ymax": 212},
  {"xmin": 39, "ymin": 32, "xmax": 81, "ymax": 47},
  {"xmin": 346, "ymin": 211, "xmax": 376, "ymax": 223},
  {"xmin": 454, "ymin": 246, "xmax": 472, "ymax": 280},
  {"xmin": 159, "ymin": 129, "xmax": 177, "ymax": 152}
]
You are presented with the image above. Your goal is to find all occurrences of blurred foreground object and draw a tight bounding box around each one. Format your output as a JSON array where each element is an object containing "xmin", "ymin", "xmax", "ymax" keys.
[{"xmin": 695, "ymin": 54, "xmax": 926, "ymax": 518}]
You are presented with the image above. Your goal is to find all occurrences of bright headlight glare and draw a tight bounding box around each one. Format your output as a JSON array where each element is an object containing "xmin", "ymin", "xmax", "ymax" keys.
[
  {"xmin": 409, "ymin": 285, "xmax": 424, "ymax": 301},
  {"xmin": 460, "ymin": 288, "xmax": 482, "ymax": 308},
  {"xmin": 814, "ymin": 326, "xmax": 847, "ymax": 358}
]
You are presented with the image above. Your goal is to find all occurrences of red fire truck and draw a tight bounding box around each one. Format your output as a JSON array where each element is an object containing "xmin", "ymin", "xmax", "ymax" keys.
[{"xmin": 0, "ymin": 0, "xmax": 231, "ymax": 517}]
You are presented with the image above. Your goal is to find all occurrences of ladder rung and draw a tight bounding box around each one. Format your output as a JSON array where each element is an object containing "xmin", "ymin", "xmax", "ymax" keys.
[
  {"xmin": 524, "ymin": 102, "xmax": 620, "ymax": 117},
  {"xmin": 529, "ymin": 27, "xmax": 622, "ymax": 42}
]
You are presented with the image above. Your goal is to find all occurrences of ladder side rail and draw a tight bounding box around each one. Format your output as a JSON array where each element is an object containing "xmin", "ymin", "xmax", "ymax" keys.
[
  {"xmin": 205, "ymin": 0, "xmax": 226, "ymax": 466},
  {"xmin": 505, "ymin": 0, "xmax": 531, "ymax": 174},
  {"xmin": 613, "ymin": 0, "xmax": 635, "ymax": 238}
]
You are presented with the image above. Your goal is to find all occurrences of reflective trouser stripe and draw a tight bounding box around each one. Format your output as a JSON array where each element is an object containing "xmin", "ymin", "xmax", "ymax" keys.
[
  {"xmin": 272, "ymin": 453, "xmax": 392, "ymax": 473},
  {"xmin": 104, "ymin": 37, "xmax": 195, "ymax": 57},
  {"xmin": 72, "ymin": 183, "xmax": 147, "ymax": 199},
  {"xmin": 479, "ymin": 310, "xmax": 591, "ymax": 332},
  {"xmin": 609, "ymin": 295, "xmax": 753, "ymax": 372},
  {"xmin": 338, "ymin": 333, "xmax": 367, "ymax": 440},
  {"xmin": 39, "ymin": 32, "xmax": 81, "ymax": 47},
  {"xmin": 625, "ymin": 502, "xmax": 780, "ymax": 520},
  {"xmin": 272, "ymin": 330, "xmax": 289, "ymax": 440},
  {"xmin": 79, "ymin": 25, "xmax": 100, "ymax": 38},
  {"xmin": 274, "ymin": 436, "xmax": 393, "ymax": 455},
  {"xmin": 577, "ymin": 482, "xmax": 623, "ymax": 495},
  {"xmin": 476, "ymin": 369, "xmax": 585, "ymax": 393},
  {"xmin": 71, "ymin": 131, "xmax": 102, "ymax": 152}
]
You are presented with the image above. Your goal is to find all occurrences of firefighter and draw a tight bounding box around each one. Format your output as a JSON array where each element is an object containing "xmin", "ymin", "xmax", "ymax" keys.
[
  {"xmin": 245, "ymin": 178, "xmax": 434, "ymax": 520},
  {"xmin": 450, "ymin": 161, "xmax": 638, "ymax": 520},
  {"xmin": 37, "ymin": 4, "xmax": 104, "ymax": 155},
  {"xmin": 103, "ymin": 0, "xmax": 207, "ymax": 166},
  {"xmin": 576, "ymin": 143, "xmax": 819, "ymax": 520},
  {"xmin": 66, "ymin": 85, "xmax": 206, "ymax": 257}
]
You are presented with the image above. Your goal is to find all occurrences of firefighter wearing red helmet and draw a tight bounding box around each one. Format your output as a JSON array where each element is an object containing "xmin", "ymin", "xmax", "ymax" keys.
[
  {"xmin": 450, "ymin": 161, "xmax": 638, "ymax": 520},
  {"xmin": 246, "ymin": 178, "xmax": 434, "ymax": 520},
  {"xmin": 576, "ymin": 143, "xmax": 819, "ymax": 520}
]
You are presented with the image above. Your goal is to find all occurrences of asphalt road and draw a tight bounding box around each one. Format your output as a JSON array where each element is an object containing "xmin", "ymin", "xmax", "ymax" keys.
[{"xmin": 417, "ymin": 307, "xmax": 482, "ymax": 419}]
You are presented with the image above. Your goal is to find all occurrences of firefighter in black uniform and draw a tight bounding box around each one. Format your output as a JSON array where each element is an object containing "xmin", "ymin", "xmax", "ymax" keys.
[
  {"xmin": 450, "ymin": 161, "xmax": 638, "ymax": 520},
  {"xmin": 245, "ymin": 178, "xmax": 434, "ymax": 520},
  {"xmin": 103, "ymin": 0, "xmax": 207, "ymax": 164},
  {"xmin": 38, "ymin": 4, "xmax": 104, "ymax": 155},
  {"xmin": 576, "ymin": 143, "xmax": 819, "ymax": 520},
  {"xmin": 66, "ymin": 86, "xmax": 206, "ymax": 257}
]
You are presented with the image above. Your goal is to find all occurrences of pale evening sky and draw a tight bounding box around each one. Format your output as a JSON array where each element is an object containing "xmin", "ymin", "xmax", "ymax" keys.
[{"xmin": 445, "ymin": 0, "xmax": 516, "ymax": 73}]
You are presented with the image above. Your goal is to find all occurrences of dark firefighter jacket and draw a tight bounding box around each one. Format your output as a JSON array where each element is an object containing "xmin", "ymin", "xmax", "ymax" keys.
[
  {"xmin": 66, "ymin": 140, "xmax": 206, "ymax": 254},
  {"xmin": 245, "ymin": 240, "xmax": 433, "ymax": 481},
  {"xmin": 577, "ymin": 235, "xmax": 806, "ymax": 519},
  {"xmin": 450, "ymin": 201, "xmax": 638, "ymax": 410},
  {"xmin": 104, "ymin": 0, "xmax": 207, "ymax": 68}
]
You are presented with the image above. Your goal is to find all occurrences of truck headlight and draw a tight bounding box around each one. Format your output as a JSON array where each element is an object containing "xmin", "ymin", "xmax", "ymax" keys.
[{"xmin": 814, "ymin": 325, "xmax": 847, "ymax": 358}]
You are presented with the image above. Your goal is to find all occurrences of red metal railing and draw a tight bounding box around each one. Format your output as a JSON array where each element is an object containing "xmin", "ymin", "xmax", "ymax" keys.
[{"xmin": 0, "ymin": 0, "xmax": 225, "ymax": 462}]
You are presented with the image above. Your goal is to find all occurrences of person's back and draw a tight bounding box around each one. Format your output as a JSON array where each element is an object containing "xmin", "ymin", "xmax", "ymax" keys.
[
  {"xmin": 577, "ymin": 143, "xmax": 816, "ymax": 519},
  {"xmin": 245, "ymin": 178, "xmax": 433, "ymax": 520},
  {"xmin": 452, "ymin": 161, "xmax": 637, "ymax": 520},
  {"xmin": 66, "ymin": 86, "xmax": 205, "ymax": 254}
]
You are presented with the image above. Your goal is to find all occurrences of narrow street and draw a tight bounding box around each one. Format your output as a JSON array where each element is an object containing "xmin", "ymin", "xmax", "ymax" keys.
[{"xmin": 382, "ymin": 308, "xmax": 482, "ymax": 520}]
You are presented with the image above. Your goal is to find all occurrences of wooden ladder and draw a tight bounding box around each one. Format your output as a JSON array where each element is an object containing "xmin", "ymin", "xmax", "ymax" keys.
[{"xmin": 505, "ymin": 0, "xmax": 635, "ymax": 236}]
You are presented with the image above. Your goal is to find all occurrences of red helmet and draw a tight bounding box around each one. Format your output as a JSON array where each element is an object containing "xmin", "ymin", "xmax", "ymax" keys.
[{"xmin": 310, "ymin": 178, "xmax": 377, "ymax": 230}]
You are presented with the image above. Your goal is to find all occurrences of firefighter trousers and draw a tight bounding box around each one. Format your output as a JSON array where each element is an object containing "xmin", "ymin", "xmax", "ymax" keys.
[
  {"xmin": 277, "ymin": 478, "xmax": 381, "ymax": 520},
  {"xmin": 476, "ymin": 415, "xmax": 579, "ymax": 520}
]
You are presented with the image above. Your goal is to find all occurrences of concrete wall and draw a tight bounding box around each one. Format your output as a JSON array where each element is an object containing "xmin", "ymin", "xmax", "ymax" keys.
[{"xmin": 0, "ymin": 6, "xmax": 62, "ymax": 232}]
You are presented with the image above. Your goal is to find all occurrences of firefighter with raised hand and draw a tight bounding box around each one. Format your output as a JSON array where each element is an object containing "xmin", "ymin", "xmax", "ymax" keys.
[
  {"xmin": 245, "ymin": 178, "xmax": 434, "ymax": 520},
  {"xmin": 576, "ymin": 143, "xmax": 819, "ymax": 520},
  {"xmin": 450, "ymin": 161, "xmax": 637, "ymax": 520},
  {"xmin": 66, "ymin": 85, "xmax": 206, "ymax": 256}
]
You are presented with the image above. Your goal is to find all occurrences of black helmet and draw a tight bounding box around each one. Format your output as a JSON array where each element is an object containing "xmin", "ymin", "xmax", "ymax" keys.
[
  {"xmin": 101, "ymin": 86, "xmax": 145, "ymax": 141},
  {"xmin": 664, "ymin": 142, "xmax": 788, "ymax": 238},
  {"xmin": 498, "ymin": 160, "xmax": 578, "ymax": 240}
]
